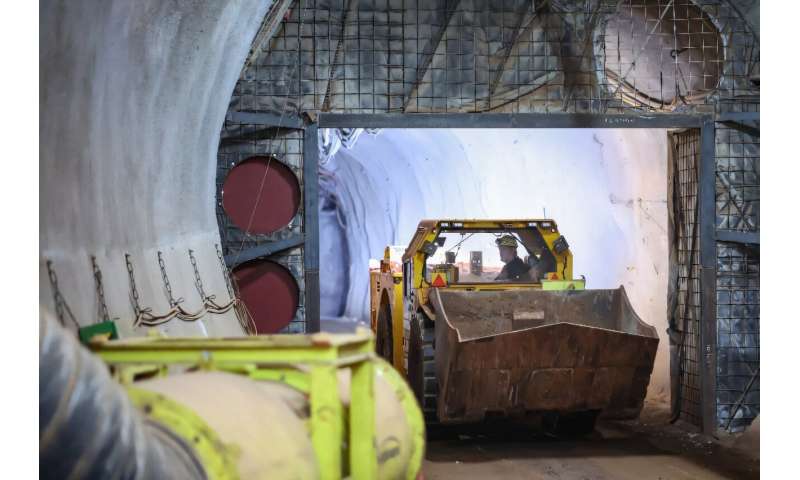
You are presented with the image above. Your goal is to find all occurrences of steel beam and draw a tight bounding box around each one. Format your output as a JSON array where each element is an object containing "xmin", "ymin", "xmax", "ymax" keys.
[
  {"xmin": 224, "ymin": 234, "xmax": 305, "ymax": 268},
  {"xmin": 716, "ymin": 230, "xmax": 759, "ymax": 245},
  {"xmin": 698, "ymin": 119, "xmax": 718, "ymax": 435},
  {"xmin": 303, "ymin": 123, "xmax": 321, "ymax": 333},
  {"xmin": 402, "ymin": 0, "xmax": 463, "ymax": 111},
  {"xmin": 318, "ymin": 113, "xmax": 708, "ymax": 129},
  {"xmin": 720, "ymin": 121, "xmax": 759, "ymax": 138},
  {"xmin": 320, "ymin": 0, "xmax": 354, "ymax": 111},
  {"xmin": 241, "ymin": 0, "xmax": 295, "ymax": 73},
  {"xmin": 717, "ymin": 112, "xmax": 760, "ymax": 137},
  {"xmin": 226, "ymin": 111, "xmax": 305, "ymax": 130},
  {"xmin": 716, "ymin": 111, "xmax": 759, "ymax": 123},
  {"xmin": 487, "ymin": 4, "xmax": 530, "ymax": 99}
]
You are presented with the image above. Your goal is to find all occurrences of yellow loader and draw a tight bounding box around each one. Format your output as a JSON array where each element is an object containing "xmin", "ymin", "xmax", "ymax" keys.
[{"xmin": 370, "ymin": 219, "xmax": 658, "ymax": 432}]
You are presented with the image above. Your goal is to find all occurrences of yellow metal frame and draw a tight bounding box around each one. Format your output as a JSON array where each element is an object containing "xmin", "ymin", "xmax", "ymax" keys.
[
  {"xmin": 407, "ymin": 219, "xmax": 572, "ymax": 307},
  {"xmin": 92, "ymin": 330, "xmax": 400, "ymax": 480},
  {"xmin": 541, "ymin": 278, "xmax": 586, "ymax": 291}
]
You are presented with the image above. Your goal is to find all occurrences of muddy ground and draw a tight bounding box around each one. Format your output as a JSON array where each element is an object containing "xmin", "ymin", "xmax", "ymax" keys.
[{"xmin": 422, "ymin": 402, "xmax": 759, "ymax": 480}]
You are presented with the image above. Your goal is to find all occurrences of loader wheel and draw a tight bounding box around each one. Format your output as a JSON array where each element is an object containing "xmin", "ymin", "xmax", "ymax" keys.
[
  {"xmin": 408, "ymin": 313, "xmax": 437, "ymax": 423},
  {"xmin": 375, "ymin": 303, "xmax": 393, "ymax": 363}
]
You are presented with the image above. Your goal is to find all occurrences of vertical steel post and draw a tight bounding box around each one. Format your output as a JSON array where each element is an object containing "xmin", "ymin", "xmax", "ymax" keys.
[
  {"xmin": 698, "ymin": 119, "xmax": 718, "ymax": 435},
  {"xmin": 304, "ymin": 122, "xmax": 321, "ymax": 333}
]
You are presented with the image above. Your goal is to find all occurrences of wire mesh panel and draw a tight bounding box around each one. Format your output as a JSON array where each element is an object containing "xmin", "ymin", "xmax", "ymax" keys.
[
  {"xmin": 217, "ymin": 126, "xmax": 308, "ymax": 333},
  {"xmin": 714, "ymin": 111, "xmax": 759, "ymax": 432},
  {"xmin": 715, "ymin": 242, "xmax": 758, "ymax": 432},
  {"xmin": 715, "ymin": 123, "xmax": 759, "ymax": 232},
  {"xmin": 231, "ymin": 0, "xmax": 758, "ymax": 115},
  {"xmin": 671, "ymin": 128, "xmax": 702, "ymax": 427}
]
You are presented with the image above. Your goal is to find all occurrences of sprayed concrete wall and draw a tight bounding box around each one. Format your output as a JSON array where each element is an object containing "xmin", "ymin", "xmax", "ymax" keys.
[
  {"xmin": 39, "ymin": 0, "xmax": 273, "ymax": 337},
  {"xmin": 319, "ymin": 128, "xmax": 671, "ymax": 400}
]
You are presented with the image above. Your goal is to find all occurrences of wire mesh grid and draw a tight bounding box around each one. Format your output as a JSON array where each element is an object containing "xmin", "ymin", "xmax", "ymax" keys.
[
  {"xmin": 216, "ymin": 127, "xmax": 307, "ymax": 333},
  {"xmin": 715, "ymin": 242, "xmax": 758, "ymax": 432},
  {"xmin": 230, "ymin": 0, "xmax": 758, "ymax": 115},
  {"xmin": 715, "ymin": 123, "xmax": 759, "ymax": 232},
  {"xmin": 673, "ymin": 129, "xmax": 702, "ymax": 427}
]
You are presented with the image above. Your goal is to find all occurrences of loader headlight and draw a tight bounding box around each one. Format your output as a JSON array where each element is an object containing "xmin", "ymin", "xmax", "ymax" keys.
[
  {"xmin": 420, "ymin": 240, "xmax": 438, "ymax": 256},
  {"xmin": 553, "ymin": 235, "xmax": 569, "ymax": 254}
]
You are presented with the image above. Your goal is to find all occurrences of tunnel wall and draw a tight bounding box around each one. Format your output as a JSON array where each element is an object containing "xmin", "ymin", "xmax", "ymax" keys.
[{"xmin": 40, "ymin": 0, "xmax": 273, "ymax": 337}]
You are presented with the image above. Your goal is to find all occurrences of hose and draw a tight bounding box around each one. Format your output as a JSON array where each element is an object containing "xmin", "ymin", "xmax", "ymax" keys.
[{"xmin": 39, "ymin": 310, "xmax": 206, "ymax": 479}]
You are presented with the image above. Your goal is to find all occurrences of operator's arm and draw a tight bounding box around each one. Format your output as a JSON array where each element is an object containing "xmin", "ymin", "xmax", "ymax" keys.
[
  {"xmin": 506, "ymin": 257, "xmax": 532, "ymax": 282},
  {"xmin": 494, "ymin": 265, "xmax": 509, "ymax": 281},
  {"xmin": 516, "ymin": 268, "xmax": 533, "ymax": 282}
]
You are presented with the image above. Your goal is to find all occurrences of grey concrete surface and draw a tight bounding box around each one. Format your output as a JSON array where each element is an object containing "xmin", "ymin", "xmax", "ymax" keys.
[
  {"xmin": 40, "ymin": 0, "xmax": 272, "ymax": 337},
  {"xmin": 423, "ymin": 402, "xmax": 759, "ymax": 479}
]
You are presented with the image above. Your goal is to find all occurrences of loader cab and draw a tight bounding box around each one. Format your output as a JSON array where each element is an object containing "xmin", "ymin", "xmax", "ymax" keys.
[
  {"xmin": 396, "ymin": 219, "xmax": 581, "ymax": 339},
  {"xmin": 412, "ymin": 220, "xmax": 568, "ymax": 289}
]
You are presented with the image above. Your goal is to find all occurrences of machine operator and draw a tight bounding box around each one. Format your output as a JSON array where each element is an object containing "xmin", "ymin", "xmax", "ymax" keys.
[{"xmin": 494, "ymin": 235, "xmax": 532, "ymax": 282}]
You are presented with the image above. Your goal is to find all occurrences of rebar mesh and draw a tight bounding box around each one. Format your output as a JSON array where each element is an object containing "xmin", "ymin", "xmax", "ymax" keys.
[
  {"xmin": 716, "ymin": 242, "xmax": 759, "ymax": 432},
  {"xmin": 715, "ymin": 123, "xmax": 759, "ymax": 232},
  {"xmin": 672, "ymin": 128, "xmax": 702, "ymax": 427},
  {"xmin": 231, "ymin": 0, "xmax": 758, "ymax": 115}
]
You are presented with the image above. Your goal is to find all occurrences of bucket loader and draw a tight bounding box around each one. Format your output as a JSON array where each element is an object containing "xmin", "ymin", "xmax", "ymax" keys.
[{"xmin": 370, "ymin": 219, "xmax": 659, "ymax": 432}]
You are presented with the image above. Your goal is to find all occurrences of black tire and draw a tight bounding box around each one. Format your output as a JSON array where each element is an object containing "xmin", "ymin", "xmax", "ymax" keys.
[
  {"xmin": 408, "ymin": 312, "xmax": 437, "ymax": 423},
  {"xmin": 375, "ymin": 302, "xmax": 393, "ymax": 363}
]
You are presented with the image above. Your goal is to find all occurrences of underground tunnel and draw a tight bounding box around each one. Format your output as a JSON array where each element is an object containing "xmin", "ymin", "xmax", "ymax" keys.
[{"xmin": 37, "ymin": 0, "xmax": 762, "ymax": 478}]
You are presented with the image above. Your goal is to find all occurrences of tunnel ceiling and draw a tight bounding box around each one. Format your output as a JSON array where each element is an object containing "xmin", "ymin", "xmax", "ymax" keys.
[{"xmin": 228, "ymin": 0, "xmax": 758, "ymax": 116}]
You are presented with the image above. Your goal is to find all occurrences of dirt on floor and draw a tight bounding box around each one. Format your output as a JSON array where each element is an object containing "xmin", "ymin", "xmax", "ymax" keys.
[{"xmin": 422, "ymin": 401, "xmax": 759, "ymax": 480}]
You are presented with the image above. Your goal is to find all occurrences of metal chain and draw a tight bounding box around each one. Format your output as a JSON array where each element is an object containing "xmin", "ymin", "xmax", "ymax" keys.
[
  {"xmin": 215, "ymin": 243, "xmax": 257, "ymax": 335},
  {"xmin": 90, "ymin": 255, "xmax": 112, "ymax": 323},
  {"xmin": 125, "ymin": 253, "xmax": 144, "ymax": 317},
  {"xmin": 45, "ymin": 260, "xmax": 80, "ymax": 330},
  {"xmin": 216, "ymin": 244, "xmax": 236, "ymax": 300},
  {"xmin": 157, "ymin": 251, "xmax": 183, "ymax": 308},
  {"xmin": 188, "ymin": 249, "xmax": 208, "ymax": 301}
]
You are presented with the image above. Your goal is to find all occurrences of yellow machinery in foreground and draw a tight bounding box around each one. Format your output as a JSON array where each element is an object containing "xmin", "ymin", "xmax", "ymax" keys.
[
  {"xmin": 90, "ymin": 330, "xmax": 425, "ymax": 480},
  {"xmin": 370, "ymin": 219, "xmax": 659, "ymax": 430}
]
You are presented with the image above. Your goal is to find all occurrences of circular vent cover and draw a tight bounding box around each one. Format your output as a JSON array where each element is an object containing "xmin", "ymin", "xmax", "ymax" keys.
[
  {"xmin": 602, "ymin": 0, "xmax": 723, "ymax": 107},
  {"xmin": 232, "ymin": 260, "xmax": 299, "ymax": 334},
  {"xmin": 222, "ymin": 156, "xmax": 301, "ymax": 235}
]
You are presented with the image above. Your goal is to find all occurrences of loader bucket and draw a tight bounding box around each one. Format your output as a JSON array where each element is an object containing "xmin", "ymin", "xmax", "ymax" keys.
[{"xmin": 429, "ymin": 287, "xmax": 659, "ymax": 424}]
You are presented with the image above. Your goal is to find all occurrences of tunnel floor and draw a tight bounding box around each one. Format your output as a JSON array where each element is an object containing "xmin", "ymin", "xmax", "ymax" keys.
[{"xmin": 422, "ymin": 401, "xmax": 759, "ymax": 480}]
